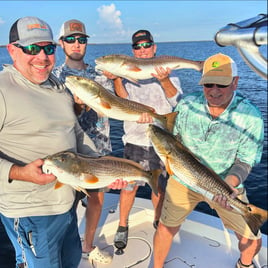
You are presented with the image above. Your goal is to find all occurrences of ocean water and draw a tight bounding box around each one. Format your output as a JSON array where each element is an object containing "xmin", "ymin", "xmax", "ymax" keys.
[{"xmin": 0, "ymin": 41, "xmax": 267, "ymax": 267}]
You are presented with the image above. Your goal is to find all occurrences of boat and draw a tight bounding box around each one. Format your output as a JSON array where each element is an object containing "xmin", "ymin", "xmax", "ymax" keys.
[{"xmin": 77, "ymin": 192, "xmax": 267, "ymax": 268}]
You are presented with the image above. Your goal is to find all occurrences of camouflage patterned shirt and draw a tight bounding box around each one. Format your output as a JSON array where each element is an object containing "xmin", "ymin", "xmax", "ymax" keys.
[{"xmin": 53, "ymin": 64, "xmax": 113, "ymax": 155}]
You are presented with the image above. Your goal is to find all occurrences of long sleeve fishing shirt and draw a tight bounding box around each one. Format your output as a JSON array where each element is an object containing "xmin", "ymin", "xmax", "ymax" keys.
[
  {"xmin": 173, "ymin": 91, "xmax": 264, "ymax": 188},
  {"xmin": 0, "ymin": 65, "xmax": 98, "ymax": 218}
]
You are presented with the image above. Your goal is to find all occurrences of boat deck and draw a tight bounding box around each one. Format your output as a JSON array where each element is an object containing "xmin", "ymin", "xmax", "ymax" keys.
[{"xmin": 77, "ymin": 193, "xmax": 267, "ymax": 268}]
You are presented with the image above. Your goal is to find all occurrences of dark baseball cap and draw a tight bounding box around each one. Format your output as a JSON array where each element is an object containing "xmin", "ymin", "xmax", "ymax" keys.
[
  {"xmin": 9, "ymin": 16, "xmax": 55, "ymax": 46},
  {"xmin": 132, "ymin": 30, "xmax": 154, "ymax": 45}
]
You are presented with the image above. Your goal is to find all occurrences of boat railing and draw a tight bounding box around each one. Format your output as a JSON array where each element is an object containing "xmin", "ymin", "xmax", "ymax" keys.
[{"xmin": 214, "ymin": 14, "xmax": 267, "ymax": 80}]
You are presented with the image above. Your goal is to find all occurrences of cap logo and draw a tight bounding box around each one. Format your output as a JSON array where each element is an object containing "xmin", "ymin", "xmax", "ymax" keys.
[
  {"xmin": 135, "ymin": 32, "xmax": 147, "ymax": 38},
  {"xmin": 27, "ymin": 23, "xmax": 49, "ymax": 30},
  {"xmin": 69, "ymin": 22, "xmax": 83, "ymax": 32},
  {"xmin": 212, "ymin": 61, "xmax": 220, "ymax": 68}
]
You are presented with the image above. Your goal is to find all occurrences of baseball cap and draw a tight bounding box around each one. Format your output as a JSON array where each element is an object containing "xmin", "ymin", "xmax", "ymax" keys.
[
  {"xmin": 59, "ymin": 19, "xmax": 89, "ymax": 39},
  {"xmin": 199, "ymin": 53, "xmax": 238, "ymax": 85},
  {"xmin": 9, "ymin": 16, "xmax": 55, "ymax": 46},
  {"xmin": 132, "ymin": 30, "xmax": 154, "ymax": 45}
]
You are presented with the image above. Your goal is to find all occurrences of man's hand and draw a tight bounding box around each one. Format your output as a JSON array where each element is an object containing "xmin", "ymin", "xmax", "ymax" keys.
[
  {"xmin": 73, "ymin": 94, "xmax": 85, "ymax": 106},
  {"xmin": 73, "ymin": 94, "xmax": 91, "ymax": 115},
  {"xmin": 9, "ymin": 159, "xmax": 56, "ymax": 185},
  {"xmin": 151, "ymin": 66, "xmax": 171, "ymax": 81},
  {"xmin": 102, "ymin": 70, "xmax": 119, "ymax": 80},
  {"xmin": 213, "ymin": 183, "xmax": 239, "ymax": 211},
  {"xmin": 108, "ymin": 179, "xmax": 128, "ymax": 190},
  {"xmin": 136, "ymin": 112, "xmax": 154, "ymax": 123}
]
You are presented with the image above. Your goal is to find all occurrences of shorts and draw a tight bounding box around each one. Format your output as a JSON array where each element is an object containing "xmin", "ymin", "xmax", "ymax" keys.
[
  {"xmin": 123, "ymin": 143, "xmax": 168, "ymax": 191},
  {"xmin": 0, "ymin": 206, "xmax": 81, "ymax": 268},
  {"xmin": 160, "ymin": 178, "xmax": 261, "ymax": 240}
]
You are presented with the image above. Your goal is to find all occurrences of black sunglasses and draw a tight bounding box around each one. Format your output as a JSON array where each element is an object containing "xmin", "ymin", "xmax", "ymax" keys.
[
  {"xmin": 132, "ymin": 42, "xmax": 154, "ymax": 50},
  {"xmin": 204, "ymin": 83, "xmax": 231, "ymax": 88},
  {"xmin": 13, "ymin": 43, "xmax": 56, "ymax": 55},
  {"xmin": 62, "ymin": 36, "xmax": 88, "ymax": 44}
]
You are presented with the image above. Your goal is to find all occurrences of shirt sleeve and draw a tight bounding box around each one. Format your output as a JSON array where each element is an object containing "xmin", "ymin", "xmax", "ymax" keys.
[
  {"xmin": 167, "ymin": 75, "xmax": 183, "ymax": 108},
  {"xmin": 236, "ymin": 112, "xmax": 264, "ymax": 167},
  {"xmin": 227, "ymin": 158, "xmax": 252, "ymax": 184}
]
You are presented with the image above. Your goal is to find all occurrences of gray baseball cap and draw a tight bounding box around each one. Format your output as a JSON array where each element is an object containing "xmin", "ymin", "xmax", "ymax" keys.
[
  {"xmin": 9, "ymin": 16, "xmax": 55, "ymax": 46},
  {"xmin": 59, "ymin": 19, "xmax": 89, "ymax": 39}
]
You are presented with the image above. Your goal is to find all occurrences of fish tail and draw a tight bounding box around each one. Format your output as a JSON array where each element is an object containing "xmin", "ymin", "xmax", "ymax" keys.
[
  {"xmin": 243, "ymin": 204, "xmax": 268, "ymax": 236},
  {"xmin": 148, "ymin": 169, "xmax": 161, "ymax": 196},
  {"xmin": 196, "ymin": 60, "xmax": 204, "ymax": 72},
  {"xmin": 161, "ymin": 112, "xmax": 178, "ymax": 132}
]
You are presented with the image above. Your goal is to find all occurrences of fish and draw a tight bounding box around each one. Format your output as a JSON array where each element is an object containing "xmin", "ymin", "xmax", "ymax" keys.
[
  {"xmin": 65, "ymin": 75, "xmax": 177, "ymax": 132},
  {"xmin": 42, "ymin": 151, "xmax": 160, "ymax": 196},
  {"xmin": 147, "ymin": 124, "xmax": 268, "ymax": 236},
  {"xmin": 95, "ymin": 54, "xmax": 203, "ymax": 83}
]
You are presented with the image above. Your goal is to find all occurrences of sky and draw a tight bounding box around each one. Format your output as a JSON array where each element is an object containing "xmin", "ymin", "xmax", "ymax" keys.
[{"xmin": 0, "ymin": 1, "xmax": 267, "ymax": 45}]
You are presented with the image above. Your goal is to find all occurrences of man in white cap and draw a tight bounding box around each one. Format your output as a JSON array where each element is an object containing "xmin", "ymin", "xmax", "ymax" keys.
[
  {"xmin": 0, "ymin": 16, "xmax": 125, "ymax": 268},
  {"xmin": 53, "ymin": 19, "xmax": 113, "ymax": 264},
  {"xmin": 153, "ymin": 53, "xmax": 264, "ymax": 268}
]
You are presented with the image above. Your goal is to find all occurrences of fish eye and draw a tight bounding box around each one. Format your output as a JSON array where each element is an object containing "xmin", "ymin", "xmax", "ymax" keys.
[{"xmin": 59, "ymin": 156, "xmax": 66, "ymax": 162}]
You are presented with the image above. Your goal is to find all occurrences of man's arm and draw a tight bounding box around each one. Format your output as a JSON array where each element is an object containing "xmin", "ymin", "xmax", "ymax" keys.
[{"xmin": 152, "ymin": 66, "xmax": 178, "ymax": 98}]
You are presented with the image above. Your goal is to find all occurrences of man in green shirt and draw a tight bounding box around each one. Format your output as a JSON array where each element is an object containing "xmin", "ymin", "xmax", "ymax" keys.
[{"xmin": 153, "ymin": 53, "xmax": 264, "ymax": 268}]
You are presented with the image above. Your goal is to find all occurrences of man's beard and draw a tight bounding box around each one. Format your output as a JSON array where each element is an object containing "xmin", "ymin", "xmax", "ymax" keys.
[{"xmin": 64, "ymin": 49, "xmax": 85, "ymax": 61}]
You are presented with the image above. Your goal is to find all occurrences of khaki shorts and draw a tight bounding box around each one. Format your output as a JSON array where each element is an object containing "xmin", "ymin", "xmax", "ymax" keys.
[{"xmin": 160, "ymin": 178, "xmax": 261, "ymax": 240}]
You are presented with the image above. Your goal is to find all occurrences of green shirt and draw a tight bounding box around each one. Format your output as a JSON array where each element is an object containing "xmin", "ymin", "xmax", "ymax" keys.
[{"xmin": 173, "ymin": 91, "xmax": 264, "ymax": 186}]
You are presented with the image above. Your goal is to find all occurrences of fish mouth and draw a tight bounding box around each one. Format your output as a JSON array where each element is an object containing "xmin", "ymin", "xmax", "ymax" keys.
[
  {"xmin": 94, "ymin": 62, "xmax": 103, "ymax": 70},
  {"xmin": 42, "ymin": 161, "xmax": 54, "ymax": 175}
]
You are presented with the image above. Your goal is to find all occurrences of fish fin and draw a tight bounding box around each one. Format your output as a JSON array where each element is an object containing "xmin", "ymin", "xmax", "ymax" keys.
[
  {"xmin": 243, "ymin": 204, "xmax": 268, "ymax": 236},
  {"xmin": 165, "ymin": 157, "xmax": 174, "ymax": 176},
  {"xmin": 82, "ymin": 173, "xmax": 99, "ymax": 184},
  {"xmin": 75, "ymin": 186, "xmax": 90, "ymax": 197},
  {"xmin": 127, "ymin": 65, "xmax": 142, "ymax": 72},
  {"xmin": 124, "ymin": 76, "xmax": 139, "ymax": 84},
  {"xmin": 128, "ymin": 180, "xmax": 137, "ymax": 185},
  {"xmin": 148, "ymin": 169, "xmax": 161, "ymax": 196},
  {"xmin": 161, "ymin": 112, "xmax": 178, "ymax": 132},
  {"xmin": 100, "ymin": 100, "xmax": 111, "ymax": 109},
  {"xmin": 54, "ymin": 181, "xmax": 64, "ymax": 189},
  {"xmin": 101, "ymin": 156, "xmax": 146, "ymax": 170},
  {"xmin": 131, "ymin": 101, "xmax": 155, "ymax": 112}
]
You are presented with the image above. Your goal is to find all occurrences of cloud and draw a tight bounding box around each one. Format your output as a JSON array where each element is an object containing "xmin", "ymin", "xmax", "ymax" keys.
[
  {"xmin": 0, "ymin": 17, "xmax": 5, "ymax": 25},
  {"xmin": 97, "ymin": 3, "xmax": 125, "ymax": 36}
]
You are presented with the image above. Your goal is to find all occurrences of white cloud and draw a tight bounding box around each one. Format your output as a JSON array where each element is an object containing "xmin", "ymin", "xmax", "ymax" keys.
[
  {"xmin": 0, "ymin": 17, "xmax": 5, "ymax": 25},
  {"xmin": 97, "ymin": 3, "xmax": 126, "ymax": 37}
]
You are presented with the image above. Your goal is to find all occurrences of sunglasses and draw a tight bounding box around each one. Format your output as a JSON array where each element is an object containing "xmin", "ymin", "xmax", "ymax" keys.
[
  {"xmin": 204, "ymin": 83, "xmax": 231, "ymax": 88},
  {"xmin": 13, "ymin": 43, "xmax": 56, "ymax": 55},
  {"xmin": 62, "ymin": 36, "xmax": 88, "ymax": 44},
  {"xmin": 132, "ymin": 42, "xmax": 154, "ymax": 50}
]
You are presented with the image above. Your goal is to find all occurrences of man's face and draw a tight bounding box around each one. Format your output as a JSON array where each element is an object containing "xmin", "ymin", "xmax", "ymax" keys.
[
  {"xmin": 132, "ymin": 39, "xmax": 156, "ymax": 59},
  {"xmin": 203, "ymin": 77, "xmax": 239, "ymax": 108},
  {"xmin": 8, "ymin": 41, "xmax": 55, "ymax": 84},
  {"xmin": 60, "ymin": 35, "xmax": 87, "ymax": 61}
]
